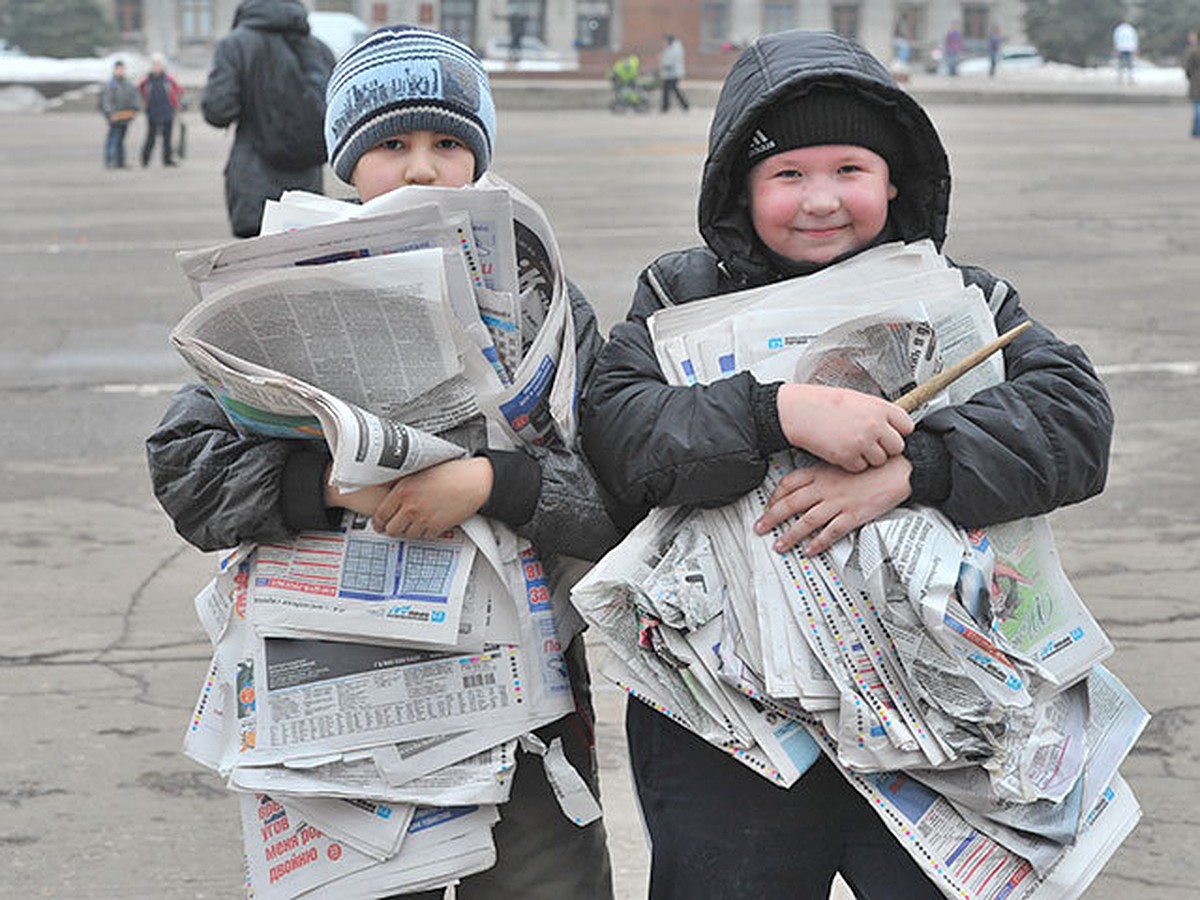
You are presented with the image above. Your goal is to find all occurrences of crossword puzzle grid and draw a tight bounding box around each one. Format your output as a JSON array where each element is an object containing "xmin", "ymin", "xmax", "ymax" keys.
[
  {"xmin": 400, "ymin": 546, "xmax": 454, "ymax": 596},
  {"xmin": 340, "ymin": 538, "xmax": 391, "ymax": 594}
]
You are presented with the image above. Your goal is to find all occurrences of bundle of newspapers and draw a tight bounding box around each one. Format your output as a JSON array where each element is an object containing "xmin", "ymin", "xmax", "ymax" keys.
[
  {"xmin": 571, "ymin": 241, "xmax": 1147, "ymax": 900},
  {"xmin": 175, "ymin": 174, "xmax": 600, "ymax": 899}
]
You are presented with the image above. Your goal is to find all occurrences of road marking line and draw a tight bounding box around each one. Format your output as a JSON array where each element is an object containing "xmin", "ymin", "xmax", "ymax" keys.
[
  {"xmin": 1095, "ymin": 361, "xmax": 1199, "ymax": 376},
  {"xmin": 93, "ymin": 382, "xmax": 184, "ymax": 395}
]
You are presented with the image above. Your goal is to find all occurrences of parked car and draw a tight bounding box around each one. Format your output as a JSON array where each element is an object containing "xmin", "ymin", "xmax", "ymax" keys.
[
  {"xmin": 957, "ymin": 45, "xmax": 1045, "ymax": 76},
  {"xmin": 308, "ymin": 11, "xmax": 370, "ymax": 60}
]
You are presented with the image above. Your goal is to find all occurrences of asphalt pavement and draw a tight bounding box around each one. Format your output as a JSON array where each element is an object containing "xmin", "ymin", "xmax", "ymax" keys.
[{"xmin": 1, "ymin": 80, "xmax": 1198, "ymax": 899}]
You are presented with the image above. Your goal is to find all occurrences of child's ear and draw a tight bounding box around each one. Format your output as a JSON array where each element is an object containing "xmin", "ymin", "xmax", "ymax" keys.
[{"xmin": 888, "ymin": 182, "xmax": 899, "ymax": 201}]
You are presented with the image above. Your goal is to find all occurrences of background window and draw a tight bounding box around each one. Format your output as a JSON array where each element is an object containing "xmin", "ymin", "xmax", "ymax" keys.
[
  {"xmin": 700, "ymin": 1, "xmax": 731, "ymax": 52},
  {"xmin": 963, "ymin": 3, "xmax": 990, "ymax": 41},
  {"xmin": 441, "ymin": 0, "xmax": 477, "ymax": 47},
  {"xmin": 116, "ymin": 0, "xmax": 142, "ymax": 33},
  {"xmin": 180, "ymin": 0, "xmax": 214, "ymax": 39},
  {"xmin": 763, "ymin": 1, "xmax": 797, "ymax": 36},
  {"xmin": 831, "ymin": 2, "xmax": 860, "ymax": 40},
  {"xmin": 576, "ymin": 0, "xmax": 611, "ymax": 49}
]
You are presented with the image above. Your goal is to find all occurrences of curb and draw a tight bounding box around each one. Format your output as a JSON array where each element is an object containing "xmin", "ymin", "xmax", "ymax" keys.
[{"xmin": 12, "ymin": 75, "xmax": 1186, "ymax": 115}]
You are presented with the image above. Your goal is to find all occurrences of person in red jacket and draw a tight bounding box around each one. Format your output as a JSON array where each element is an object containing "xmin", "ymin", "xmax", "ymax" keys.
[{"xmin": 137, "ymin": 53, "xmax": 185, "ymax": 167}]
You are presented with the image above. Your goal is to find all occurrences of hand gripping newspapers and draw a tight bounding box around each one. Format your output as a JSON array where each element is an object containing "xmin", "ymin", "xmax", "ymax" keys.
[
  {"xmin": 172, "ymin": 175, "xmax": 600, "ymax": 899},
  {"xmin": 571, "ymin": 241, "xmax": 1146, "ymax": 900}
]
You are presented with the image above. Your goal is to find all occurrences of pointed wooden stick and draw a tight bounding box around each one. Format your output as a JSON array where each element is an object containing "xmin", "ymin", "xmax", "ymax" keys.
[{"xmin": 894, "ymin": 320, "xmax": 1033, "ymax": 412}]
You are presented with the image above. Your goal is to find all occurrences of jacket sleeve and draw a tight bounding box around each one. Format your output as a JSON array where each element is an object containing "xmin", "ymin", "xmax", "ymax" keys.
[
  {"xmin": 145, "ymin": 383, "xmax": 337, "ymax": 551},
  {"xmin": 904, "ymin": 265, "xmax": 1113, "ymax": 526},
  {"xmin": 480, "ymin": 281, "xmax": 635, "ymax": 560},
  {"xmin": 581, "ymin": 263, "xmax": 789, "ymax": 512},
  {"xmin": 202, "ymin": 36, "xmax": 244, "ymax": 129}
]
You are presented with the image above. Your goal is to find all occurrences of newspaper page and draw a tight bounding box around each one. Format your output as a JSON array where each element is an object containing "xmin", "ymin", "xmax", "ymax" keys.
[
  {"xmin": 178, "ymin": 203, "xmax": 479, "ymax": 298},
  {"xmin": 247, "ymin": 517, "xmax": 476, "ymax": 648},
  {"xmin": 281, "ymin": 794, "xmax": 414, "ymax": 860},
  {"xmin": 981, "ymin": 517, "xmax": 1114, "ymax": 688},
  {"xmin": 230, "ymin": 741, "xmax": 516, "ymax": 808},
  {"xmin": 242, "ymin": 794, "xmax": 498, "ymax": 900},
  {"xmin": 236, "ymin": 635, "xmax": 568, "ymax": 765},
  {"xmin": 474, "ymin": 172, "xmax": 579, "ymax": 448},
  {"xmin": 172, "ymin": 337, "xmax": 466, "ymax": 489},
  {"xmin": 302, "ymin": 805, "xmax": 500, "ymax": 899},
  {"xmin": 266, "ymin": 182, "xmax": 519, "ymax": 299},
  {"xmin": 171, "ymin": 249, "xmax": 479, "ymax": 432}
]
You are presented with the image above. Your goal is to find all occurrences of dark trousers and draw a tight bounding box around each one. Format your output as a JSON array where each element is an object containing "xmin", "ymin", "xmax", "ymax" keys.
[
  {"xmin": 142, "ymin": 118, "xmax": 175, "ymax": 166},
  {"xmin": 661, "ymin": 78, "xmax": 689, "ymax": 112},
  {"xmin": 103, "ymin": 121, "xmax": 129, "ymax": 167},
  {"xmin": 627, "ymin": 699, "xmax": 945, "ymax": 900},
  {"xmin": 395, "ymin": 636, "xmax": 613, "ymax": 899}
]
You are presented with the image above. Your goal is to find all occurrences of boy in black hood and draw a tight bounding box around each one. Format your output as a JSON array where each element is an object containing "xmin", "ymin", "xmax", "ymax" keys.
[{"xmin": 582, "ymin": 29, "xmax": 1112, "ymax": 899}]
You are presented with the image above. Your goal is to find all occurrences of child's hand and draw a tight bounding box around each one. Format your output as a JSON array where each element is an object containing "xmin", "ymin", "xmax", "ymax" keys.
[
  {"xmin": 776, "ymin": 383, "xmax": 913, "ymax": 472},
  {"xmin": 371, "ymin": 456, "xmax": 494, "ymax": 539},
  {"xmin": 753, "ymin": 455, "xmax": 912, "ymax": 556}
]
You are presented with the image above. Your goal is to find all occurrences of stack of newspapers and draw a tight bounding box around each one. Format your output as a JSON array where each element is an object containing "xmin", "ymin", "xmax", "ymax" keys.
[
  {"xmin": 571, "ymin": 241, "xmax": 1147, "ymax": 900},
  {"xmin": 175, "ymin": 175, "xmax": 599, "ymax": 899}
]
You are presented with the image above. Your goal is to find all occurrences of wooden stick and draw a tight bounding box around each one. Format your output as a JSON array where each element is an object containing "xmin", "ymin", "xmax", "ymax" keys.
[{"xmin": 894, "ymin": 320, "xmax": 1032, "ymax": 412}]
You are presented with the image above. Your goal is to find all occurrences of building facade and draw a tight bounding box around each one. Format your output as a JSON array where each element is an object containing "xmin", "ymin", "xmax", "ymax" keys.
[{"xmin": 102, "ymin": 0, "xmax": 1028, "ymax": 77}]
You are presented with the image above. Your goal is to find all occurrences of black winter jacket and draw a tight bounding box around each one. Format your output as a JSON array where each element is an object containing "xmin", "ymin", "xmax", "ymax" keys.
[
  {"xmin": 202, "ymin": 0, "xmax": 335, "ymax": 237},
  {"xmin": 581, "ymin": 29, "xmax": 1112, "ymax": 529}
]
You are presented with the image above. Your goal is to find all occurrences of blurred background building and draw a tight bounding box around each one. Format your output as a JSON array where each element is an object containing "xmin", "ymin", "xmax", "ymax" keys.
[{"xmin": 100, "ymin": 0, "xmax": 1030, "ymax": 78}]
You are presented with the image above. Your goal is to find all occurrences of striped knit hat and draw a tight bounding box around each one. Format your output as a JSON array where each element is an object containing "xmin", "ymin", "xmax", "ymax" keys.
[{"xmin": 324, "ymin": 26, "xmax": 496, "ymax": 184}]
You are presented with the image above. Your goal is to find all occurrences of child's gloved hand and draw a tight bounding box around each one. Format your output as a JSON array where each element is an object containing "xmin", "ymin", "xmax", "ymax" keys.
[
  {"xmin": 753, "ymin": 456, "xmax": 912, "ymax": 555},
  {"xmin": 775, "ymin": 383, "xmax": 913, "ymax": 472}
]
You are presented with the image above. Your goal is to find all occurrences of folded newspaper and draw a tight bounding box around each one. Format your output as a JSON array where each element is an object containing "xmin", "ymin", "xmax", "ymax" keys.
[
  {"xmin": 171, "ymin": 176, "xmax": 600, "ymax": 899},
  {"xmin": 571, "ymin": 241, "xmax": 1146, "ymax": 900}
]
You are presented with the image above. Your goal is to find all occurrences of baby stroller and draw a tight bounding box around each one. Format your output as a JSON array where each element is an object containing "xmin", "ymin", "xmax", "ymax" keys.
[{"xmin": 610, "ymin": 55, "xmax": 651, "ymax": 113}]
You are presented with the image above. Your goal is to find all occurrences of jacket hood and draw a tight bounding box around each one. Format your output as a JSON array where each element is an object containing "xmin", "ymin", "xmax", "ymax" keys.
[
  {"xmin": 699, "ymin": 29, "xmax": 950, "ymax": 284},
  {"xmin": 233, "ymin": 0, "xmax": 310, "ymax": 34}
]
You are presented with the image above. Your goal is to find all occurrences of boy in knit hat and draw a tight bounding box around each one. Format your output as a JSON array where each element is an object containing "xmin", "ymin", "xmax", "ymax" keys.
[
  {"xmin": 148, "ymin": 26, "xmax": 620, "ymax": 900},
  {"xmin": 582, "ymin": 29, "xmax": 1112, "ymax": 899}
]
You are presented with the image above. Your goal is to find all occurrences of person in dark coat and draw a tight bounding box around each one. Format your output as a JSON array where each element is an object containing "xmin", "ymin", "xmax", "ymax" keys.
[
  {"xmin": 582, "ymin": 28, "xmax": 1113, "ymax": 900},
  {"xmin": 138, "ymin": 53, "xmax": 185, "ymax": 167},
  {"xmin": 202, "ymin": 0, "xmax": 335, "ymax": 237}
]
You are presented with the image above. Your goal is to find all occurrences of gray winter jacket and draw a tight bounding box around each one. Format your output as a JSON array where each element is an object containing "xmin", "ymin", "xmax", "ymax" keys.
[
  {"xmin": 202, "ymin": 0, "xmax": 334, "ymax": 237},
  {"xmin": 147, "ymin": 280, "xmax": 627, "ymax": 562},
  {"xmin": 581, "ymin": 29, "xmax": 1112, "ymax": 529}
]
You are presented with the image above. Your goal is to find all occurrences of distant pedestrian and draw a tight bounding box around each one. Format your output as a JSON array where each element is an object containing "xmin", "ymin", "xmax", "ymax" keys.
[
  {"xmin": 1186, "ymin": 29, "xmax": 1200, "ymax": 137},
  {"xmin": 508, "ymin": 11, "xmax": 526, "ymax": 62},
  {"xmin": 98, "ymin": 60, "xmax": 140, "ymax": 169},
  {"xmin": 202, "ymin": 0, "xmax": 335, "ymax": 238},
  {"xmin": 138, "ymin": 53, "xmax": 184, "ymax": 167},
  {"xmin": 987, "ymin": 25, "xmax": 1002, "ymax": 77},
  {"xmin": 659, "ymin": 33, "xmax": 689, "ymax": 112},
  {"xmin": 943, "ymin": 22, "xmax": 963, "ymax": 76},
  {"xmin": 1113, "ymin": 19, "xmax": 1138, "ymax": 85}
]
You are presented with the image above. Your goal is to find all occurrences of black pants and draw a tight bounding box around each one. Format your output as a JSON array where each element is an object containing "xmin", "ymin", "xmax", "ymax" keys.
[
  {"xmin": 627, "ymin": 699, "xmax": 945, "ymax": 900},
  {"xmin": 142, "ymin": 118, "xmax": 174, "ymax": 166},
  {"xmin": 661, "ymin": 78, "xmax": 689, "ymax": 112}
]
